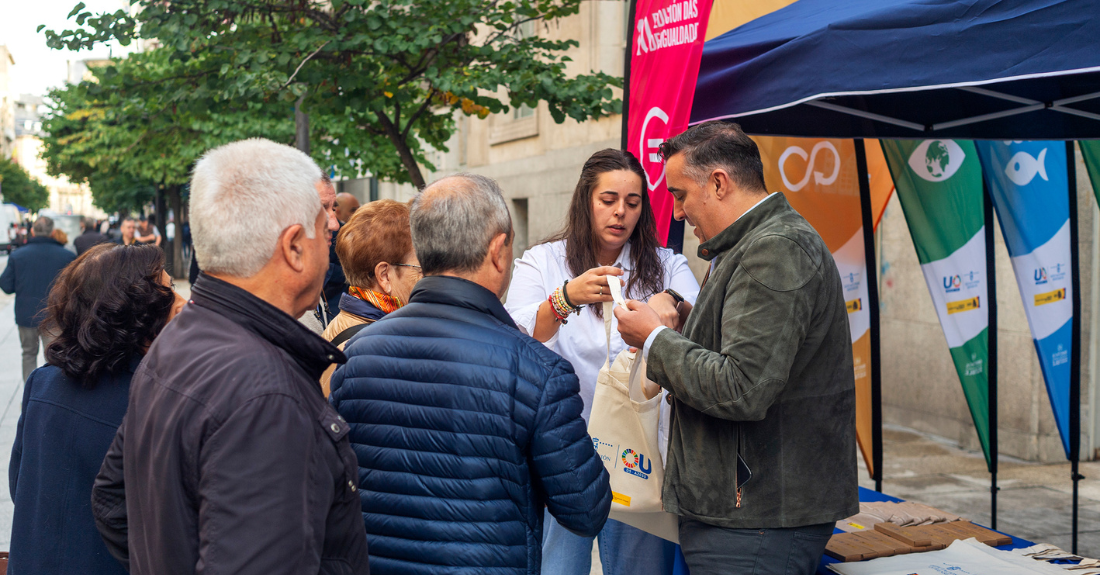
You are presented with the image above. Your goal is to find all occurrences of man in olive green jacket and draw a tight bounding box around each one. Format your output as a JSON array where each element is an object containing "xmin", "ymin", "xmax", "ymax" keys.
[{"xmin": 616, "ymin": 122, "xmax": 858, "ymax": 575}]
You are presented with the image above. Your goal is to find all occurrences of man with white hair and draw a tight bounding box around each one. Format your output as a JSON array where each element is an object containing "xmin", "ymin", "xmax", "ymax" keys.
[
  {"xmin": 91, "ymin": 139, "xmax": 370, "ymax": 575},
  {"xmin": 330, "ymin": 174, "xmax": 610, "ymax": 574}
]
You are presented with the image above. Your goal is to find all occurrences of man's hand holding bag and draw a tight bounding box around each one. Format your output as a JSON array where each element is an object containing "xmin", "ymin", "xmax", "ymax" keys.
[{"xmin": 586, "ymin": 277, "xmax": 679, "ymax": 542}]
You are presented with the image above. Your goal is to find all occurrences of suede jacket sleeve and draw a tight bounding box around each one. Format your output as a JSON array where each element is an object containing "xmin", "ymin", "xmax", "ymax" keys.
[{"xmin": 647, "ymin": 234, "xmax": 820, "ymax": 422}]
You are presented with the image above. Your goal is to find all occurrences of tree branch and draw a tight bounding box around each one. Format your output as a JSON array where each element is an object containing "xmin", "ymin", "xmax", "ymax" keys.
[
  {"xmin": 283, "ymin": 40, "xmax": 331, "ymax": 89},
  {"xmin": 401, "ymin": 96, "xmax": 435, "ymax": 141}
]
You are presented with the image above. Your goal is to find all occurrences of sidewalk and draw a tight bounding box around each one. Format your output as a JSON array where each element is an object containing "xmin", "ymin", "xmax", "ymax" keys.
[{"xmin": 0, "ymin": 271, "xmax": 27, "ymax": 551}]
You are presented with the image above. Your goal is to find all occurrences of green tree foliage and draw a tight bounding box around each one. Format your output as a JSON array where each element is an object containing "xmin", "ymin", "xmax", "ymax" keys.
[
  {"xmin": 0, "ymin": 158, "xmax": 49, "ymax": 212},
  {"xmin": 40, "ymin": 48, "xmax": 318, "ymax": 275},
  {"xmin": 44, "ymin": 0, "xmax": 622, "ymax": 188}
]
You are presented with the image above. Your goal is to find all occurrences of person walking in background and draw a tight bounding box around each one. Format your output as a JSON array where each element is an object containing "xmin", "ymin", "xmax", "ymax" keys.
[
  {"xmin": 615, "ymin": 122, "xmax": 858, "ymax": 575},
  {"xmin": 0, "ymin": 216, "xmax": 76, "ymax": 381},
  {"xmin": 335, "ymin": 192, "xmax": 360, "ymax": 224},
  {"xmin": 320, "ymin": 186, "xmax": 359, "ymax": 321},
  {"xmin": 91, "ymin": 138, "xmax": 370, "ymax": 575},
  {"xmin": 51, "ymin": 228, "xmax": 69, "ymax": 247},
  {"xmin": 330, "ymin": 173, "xmax": 611, "ymax": 574},
  {"xmin": 9, "ymin": 243, "xmax": 184, "ymax": 575},
  {"xmin": 504, "ymin": 149, "xmax": 699, "ymax": 575},
  {"xmin": 74, "ymin": 216, "xmax": 111, "ymax": 255},
  {"xmin": 134, "ymin": 216, "xmax": 161, "ymax": 246},
  {"xmin": 319, "ymin": 199, "xmax": 419, "ymax": 395},
  {"xmin": 114, "ymin": 218, "xmax": 137, "ymax": 246}
]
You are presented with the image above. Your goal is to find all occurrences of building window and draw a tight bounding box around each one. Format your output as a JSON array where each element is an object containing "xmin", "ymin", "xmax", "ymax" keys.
[
  {"xmin": 512, "ymin": 104, "xmax": 535, "ymax": 120},
  {"xmin": 517, "ymin": 18, "xmax": 536, "ymax": 39}
]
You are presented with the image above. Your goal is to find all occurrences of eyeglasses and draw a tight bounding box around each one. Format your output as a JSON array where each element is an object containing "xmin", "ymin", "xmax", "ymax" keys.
[{"xmin": 393, "ymin": 263, "xmax": 422, "ymax": 276}]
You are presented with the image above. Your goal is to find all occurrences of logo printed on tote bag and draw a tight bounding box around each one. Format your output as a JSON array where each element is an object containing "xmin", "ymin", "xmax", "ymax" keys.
[{"xmin": 621, "ymin": 448, "xmax": 653, "ymax": 479}]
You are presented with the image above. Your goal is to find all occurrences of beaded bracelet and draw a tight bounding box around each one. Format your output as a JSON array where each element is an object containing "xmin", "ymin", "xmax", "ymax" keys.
[
  {"xmin": 548, "ymin": 294, "xmax": 569, "ymax": 324},
  {"xmin": 548, "ymin": 286, "xmax": 576, "ymax": 324}
]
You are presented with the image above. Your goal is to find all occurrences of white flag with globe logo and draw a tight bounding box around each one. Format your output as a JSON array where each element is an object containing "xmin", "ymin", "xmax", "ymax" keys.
[{"xmin": 882, "ymin": 139, "xmax": 994, "ymax": 469}]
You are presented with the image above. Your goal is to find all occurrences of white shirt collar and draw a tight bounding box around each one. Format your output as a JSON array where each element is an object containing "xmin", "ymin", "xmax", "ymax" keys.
[
  {"xmin": 608, "ymin": 241, "xmax": 633, "ymax": 270},
  {"xmin": 735, "ymin": 192, "xmax": 776, "ymax": 223}
]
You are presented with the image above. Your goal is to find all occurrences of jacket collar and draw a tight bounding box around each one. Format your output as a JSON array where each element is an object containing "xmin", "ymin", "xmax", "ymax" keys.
[
  {"xmin": 698, "ymin": 193, "xmax": 787, "ymax": 261},
  {"xmin": 27, "ymin": 236, "xmax": 62, "ymax": 247},
  {"xmin": 190, "ymin": 274, "xmax": 346, "ymax": 381},
  {"xmin": 408, "ymin": 275, "xmax": 517, "ymax": 329},
  {"xmin": 338, "ymin": 292, "xmax": 387, "ymax": 321}
]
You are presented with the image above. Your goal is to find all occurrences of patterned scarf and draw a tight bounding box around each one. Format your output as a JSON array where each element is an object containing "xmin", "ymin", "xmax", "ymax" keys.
[{"xmin": 348, "ymin": 286, "xmax": 403, "ymax": 314}]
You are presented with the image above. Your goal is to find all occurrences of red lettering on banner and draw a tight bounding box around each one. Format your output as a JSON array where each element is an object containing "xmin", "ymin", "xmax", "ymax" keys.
[{"xmin": 628, "ymin": 0, "xmax": 714, "ymax": 246}]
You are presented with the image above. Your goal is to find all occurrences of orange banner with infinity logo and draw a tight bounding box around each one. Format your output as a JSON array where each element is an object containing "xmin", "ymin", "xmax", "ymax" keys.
[{"xmin": 752, "ymin": 136, "xmax": 893, "ymax": 477}]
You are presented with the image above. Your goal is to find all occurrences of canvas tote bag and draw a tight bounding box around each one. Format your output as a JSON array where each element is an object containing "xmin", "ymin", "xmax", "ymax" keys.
[{"xmin": 586, "ymin": 278, "xmax": 680, "ymax": 542}]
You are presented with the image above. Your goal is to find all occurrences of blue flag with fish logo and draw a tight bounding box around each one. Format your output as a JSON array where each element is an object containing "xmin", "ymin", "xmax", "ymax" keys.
[{"xmin": 976, "ymin": 141, "xmax": 1073, "ymax": 458}]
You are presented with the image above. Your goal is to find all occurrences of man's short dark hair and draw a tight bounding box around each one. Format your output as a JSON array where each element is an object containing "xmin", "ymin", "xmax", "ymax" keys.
[{"xmin": 659, "ymin": 121, "xmax": 766, "ymax": 193}]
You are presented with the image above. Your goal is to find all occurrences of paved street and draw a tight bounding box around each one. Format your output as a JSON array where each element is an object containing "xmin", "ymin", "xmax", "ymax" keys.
[{"xmin": 0, "ymin": 254, "xmax": 1096, "ymax": 563}]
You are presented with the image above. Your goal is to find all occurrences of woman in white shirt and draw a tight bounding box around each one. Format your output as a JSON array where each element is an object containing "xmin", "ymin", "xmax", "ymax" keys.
[{"xmin": 505, "ymin": 149, "xmax": 699, "ymax": 575}]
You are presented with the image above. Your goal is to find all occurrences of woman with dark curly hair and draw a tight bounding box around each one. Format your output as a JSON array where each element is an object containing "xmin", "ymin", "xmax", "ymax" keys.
[{"xmin": 7, "ymin": 243, "xmax": 184, "ymax": 575}]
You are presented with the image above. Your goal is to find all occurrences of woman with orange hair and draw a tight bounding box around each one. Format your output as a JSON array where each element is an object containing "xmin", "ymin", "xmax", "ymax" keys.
[{"xmin": 319, "ymin": 199, "xmax": 420, "ymax": 394}]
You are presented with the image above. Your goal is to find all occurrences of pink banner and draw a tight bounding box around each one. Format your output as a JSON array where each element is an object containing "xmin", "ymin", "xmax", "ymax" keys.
[{"xmin": 627, "ymin": 0, "xmax": 715, "ymax": 246}]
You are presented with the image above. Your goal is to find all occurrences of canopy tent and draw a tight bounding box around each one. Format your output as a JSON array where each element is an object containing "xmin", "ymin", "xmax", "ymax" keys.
[
  {"xmin": 691, "ymin": 0, "xmax": 1100, "ymax": 140},
  {"xmin": 675, "ymin": 0, "xmax": 1100, "ymax": 554}
]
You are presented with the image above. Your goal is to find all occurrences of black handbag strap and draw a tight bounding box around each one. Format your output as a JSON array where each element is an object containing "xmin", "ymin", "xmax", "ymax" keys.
[{"xmin": 331, "ymin": 321, "xmax": 372, "ymax": 348}]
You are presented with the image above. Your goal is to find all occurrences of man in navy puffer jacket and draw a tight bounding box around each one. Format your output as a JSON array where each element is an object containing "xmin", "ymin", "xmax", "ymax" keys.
[{"xmin": 330, "ymin": 173, "xmax": 611, "ymax": 575}]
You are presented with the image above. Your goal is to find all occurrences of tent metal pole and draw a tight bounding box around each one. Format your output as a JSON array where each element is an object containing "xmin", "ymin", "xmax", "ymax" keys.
[
  {"xmin": 1054, "ymin": 90, "xmax": 1100, "ymax": 107},
  {"xmin": 805, "ymin": 100, "xmax": 925, "ymax": 132},
  {"xmin": 983, "ymin": 177, "xmax": 999, "ymax": 530},
  {"xmin": 620, "ymin": 0, "xmax": 637, "ymax": 151},
  {"xmin": 932, "ymin": 104, "xmax": 1046, "ymax": 132},
  {"xmin": 1053, "ymin": 107, "xmax": 1100, "ymax": 123},
  {"xmin": 958, "ymin": 86, "xmax": 1041, "ymax": 105},
  {"xmin": 854, "ymin": 139, "xmax": 884, "ymax": 493},
  {"xmin": 1067, "ymin": 141, "xmax": 1083, "ymax": 555}
]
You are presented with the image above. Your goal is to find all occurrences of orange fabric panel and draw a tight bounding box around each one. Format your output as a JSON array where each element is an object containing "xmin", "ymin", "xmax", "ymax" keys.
[{"xmin": 705, "ymin": 0, "xmax": 800, "ymax": 41}]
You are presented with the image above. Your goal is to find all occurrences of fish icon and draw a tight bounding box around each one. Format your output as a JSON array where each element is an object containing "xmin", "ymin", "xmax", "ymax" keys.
[{"xmin": 1004, "ymin": 148, "xmax": 1048, "ymax": 186}]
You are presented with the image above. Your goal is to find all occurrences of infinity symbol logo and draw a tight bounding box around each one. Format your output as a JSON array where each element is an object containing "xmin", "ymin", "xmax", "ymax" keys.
[{"xmin": 778, "ymin": 141, "xmax": 840, "ymax": 192}]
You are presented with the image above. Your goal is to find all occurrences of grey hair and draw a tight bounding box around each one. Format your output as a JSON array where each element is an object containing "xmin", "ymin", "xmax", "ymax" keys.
[
  {"xmin": 190, "ymin": 138, "xmax": 324, "ymax": 278},
  {"xmin": 33, "ymin": 216, "xmax": 54, "ymax": 237},
  {"xmin": 82, "ymin": 216, "xmax": 96, "ymax": 230},
  {"xmin": 659, "ymin": 121, "xmax": 766, "ymax": 192},
  {"xmin": 411, "ymin": 173, "xmax": 512, "ymax": 275}
]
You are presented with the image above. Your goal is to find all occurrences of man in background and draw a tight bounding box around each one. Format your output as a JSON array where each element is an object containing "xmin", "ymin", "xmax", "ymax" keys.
[
  {"xmin": 319, "ymin": 181, "xmax": 354, "ymax": 322},
  {"xmin": 74, "ymin": 216, "xmax": 111, "ymax": 255},
  {"xmin": 135, "ymin": 217, "xmax": 161, "ymax": 246},
  {"xmin": 335, "ymin": 192, "xmax": 360, "ymax": 225},
  {"xmin": 0, "ymin": 216, "xmax": 76, "ymax": 381}
]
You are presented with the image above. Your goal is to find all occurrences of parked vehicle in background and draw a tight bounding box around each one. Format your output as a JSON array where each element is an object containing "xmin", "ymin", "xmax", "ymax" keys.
[
  {"xmin": 0, "ymin": 204, "xmax": 22, "ymax": 253},
  {"xmin": 38, "ymin": 211, "xmax": 83, "ymax": 254}
]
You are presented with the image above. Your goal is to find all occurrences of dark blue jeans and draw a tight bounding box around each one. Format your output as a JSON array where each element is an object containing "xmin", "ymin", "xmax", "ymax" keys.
[{"xmin": 679, "ymin": 518, "xmax": 835, "ymax": 575}]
